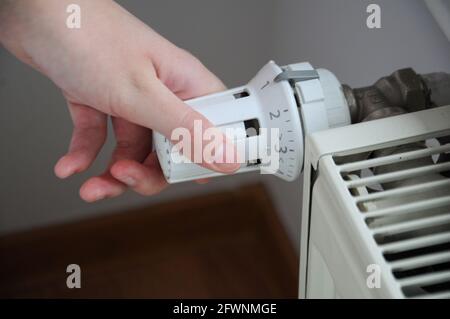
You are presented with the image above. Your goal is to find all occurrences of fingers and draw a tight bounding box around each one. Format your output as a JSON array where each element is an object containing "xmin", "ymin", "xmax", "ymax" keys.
[
  {"xmin": 79, "ymin": 117, "xmax": 152, "ymax": 202},
  {"xmin": 110, "ymin": 153, "xmax": 168, "ymax": 196},
  {"xmin": 110, "ymin": 116, "xmax": 152, "ymax": 163},
  {"xmin": 120, "ymin": 79, "xmax": 240, "ymax": 174},
  {"xmin": 79, "ymin": 174, "xmax": 125, "ymax": 203},
  {"xmin": 57, "ymin": 57, "xmax": 238, "ymax": 203},
  {"xmin": 54, "ymin": 101, "xmax": 107, "ymax": 179}
]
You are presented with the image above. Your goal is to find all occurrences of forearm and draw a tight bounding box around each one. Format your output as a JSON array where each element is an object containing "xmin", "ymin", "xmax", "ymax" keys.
[
  {"xmin": 1, "ymin": 0, "xmax": 109, "ymax": 62},
  {"xmin": 0, "ymin": 0, "xmax": 48, "ymax": 41},
  {"xmin": 0, "ymin": 0, "xmax": 24, "ymax": 45},
  {"xmin": 0, "ymin": 0, "xmax": 57, "ymax": 65},
  {"xmin": 0, "ymin": 0, "xmax": 116, "ymax": 72},
  {"xmin": 0, "ymin": 0, "xmax": 14, "ymax": 19},
  {"xmin": 1, "ymin": 0, "xmax": 179, "ymax": 78}
]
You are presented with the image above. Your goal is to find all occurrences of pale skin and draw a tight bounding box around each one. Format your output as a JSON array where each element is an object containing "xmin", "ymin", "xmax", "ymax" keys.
[{"xmin": 0, "ymin": 0, "xmax": 240, "ymax": 202}]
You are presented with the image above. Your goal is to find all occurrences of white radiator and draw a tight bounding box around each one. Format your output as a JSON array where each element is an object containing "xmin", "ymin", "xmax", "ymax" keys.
[{"xmin": 299, "ymin": 105, "xmax": 450, "ymax": 299}]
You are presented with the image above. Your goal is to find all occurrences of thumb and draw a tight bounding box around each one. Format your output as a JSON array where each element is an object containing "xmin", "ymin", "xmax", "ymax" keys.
[{"xmin": 116, "ymin": 78, "xmax": 241, "ymax": 173}]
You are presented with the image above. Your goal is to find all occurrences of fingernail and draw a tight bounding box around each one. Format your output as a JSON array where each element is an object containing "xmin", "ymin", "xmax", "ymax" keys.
[
  {"xmin": 119, "ymin": 175, "xmax": 137, "ymax": 187},
  {"xmin": 58, "ymin": 168, "xmax": 73, "ymax": 179},
  {"xmin": 55, "ymin": 157, "xmax": 74, "ymax": 178},
  {"xmin": 211, "ymin": 140, "xmax": 241, "ymax": 173},
  {"xmin": 89, "ymin": 191, "xmax": 105, "ymax": 202}
]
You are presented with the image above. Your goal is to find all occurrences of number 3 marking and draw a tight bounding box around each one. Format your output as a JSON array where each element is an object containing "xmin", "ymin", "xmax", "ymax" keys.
[{"xmin": 275, "ymin": 145, "xmax": 288, "ymax": 153}]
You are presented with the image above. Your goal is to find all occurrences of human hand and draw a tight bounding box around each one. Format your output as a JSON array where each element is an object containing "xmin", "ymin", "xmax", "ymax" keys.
[{"xmin": 0, "ymin": 0, "xmax": 240, "ymax": 202}]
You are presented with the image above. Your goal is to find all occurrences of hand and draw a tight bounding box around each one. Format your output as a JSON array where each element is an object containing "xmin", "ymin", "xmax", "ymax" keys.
[{"xmin": 0, "ymin": 0, "xmax": 240, "ymax": 202}]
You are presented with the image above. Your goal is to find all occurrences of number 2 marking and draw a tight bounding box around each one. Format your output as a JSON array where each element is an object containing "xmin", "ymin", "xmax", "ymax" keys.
[{"xmin": 269, "ymin": 110, "xmax": 280, "ymax": 120}]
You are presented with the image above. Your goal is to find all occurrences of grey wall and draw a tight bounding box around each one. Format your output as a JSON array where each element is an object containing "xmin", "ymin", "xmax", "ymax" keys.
[
  {"xmin": 1, "ymin": 0, "xmax": 449, "ymax": 250},
  {"xmin": 267, "ymin": 0, "xmax": 450, "ymax": 248}
]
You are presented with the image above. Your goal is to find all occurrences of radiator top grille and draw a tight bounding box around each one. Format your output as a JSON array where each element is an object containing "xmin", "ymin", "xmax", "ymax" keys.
[{"xmin": 334, "ymin": 136, "xmax": 450, "ymax": 298}]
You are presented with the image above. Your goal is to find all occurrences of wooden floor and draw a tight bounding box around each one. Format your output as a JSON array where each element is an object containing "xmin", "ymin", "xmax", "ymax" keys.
[{"xmin": 0, "ymin": 184, "xmax": 298, "ymax": 298}]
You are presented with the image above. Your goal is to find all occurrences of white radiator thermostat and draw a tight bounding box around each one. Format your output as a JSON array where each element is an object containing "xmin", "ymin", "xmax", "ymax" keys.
[{"xmin": 153, "ymin": 61, "xmax": 351, "ymax": 183}]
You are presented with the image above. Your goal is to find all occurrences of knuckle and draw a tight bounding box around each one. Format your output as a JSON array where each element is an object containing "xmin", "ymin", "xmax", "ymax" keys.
[
  {"xmin": 178, "ymin": 109, "xmax": 203, "ymax": 134},
  {"xmin": 107, "ymin": 89, "xmax": 130, "ymax": 118},
  {"xmin": 107, "ymin": 68, "xmax": 156, "ymax": 118},
  {"xmin": 115, "ymin": 140, "xmax": 133, "ymax": 149},
  {"xmin": 129, "ymin": 70, "xmax": 154, "ymax": 94}
]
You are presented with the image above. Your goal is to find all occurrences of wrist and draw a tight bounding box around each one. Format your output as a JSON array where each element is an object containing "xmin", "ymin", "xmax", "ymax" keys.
[{"xmin": 0, "ymin": 0, "xmax": 71, "ymax": 64}]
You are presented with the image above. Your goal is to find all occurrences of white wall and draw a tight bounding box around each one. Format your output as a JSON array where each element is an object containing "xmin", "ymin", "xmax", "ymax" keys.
[{"xmin": 1, "ymin": 0, "xmax": 449, "ymax": 251}]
